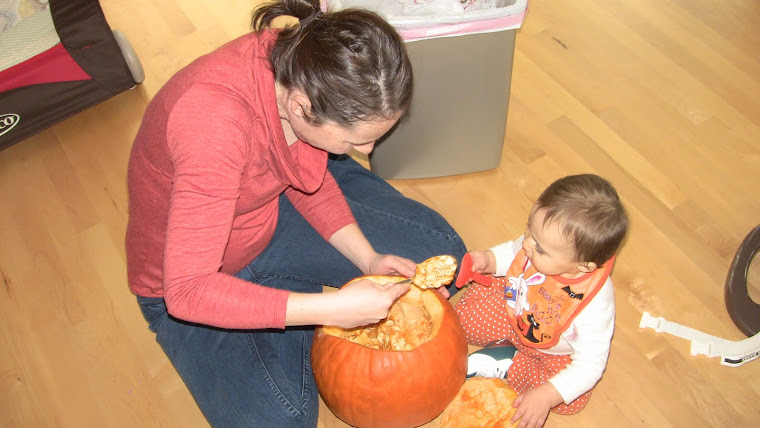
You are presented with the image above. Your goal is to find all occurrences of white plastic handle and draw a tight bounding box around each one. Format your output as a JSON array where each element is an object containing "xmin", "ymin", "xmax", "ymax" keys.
[{"xmin": 639, "ymin": 312, "xmax": 760, "ymax": 367}]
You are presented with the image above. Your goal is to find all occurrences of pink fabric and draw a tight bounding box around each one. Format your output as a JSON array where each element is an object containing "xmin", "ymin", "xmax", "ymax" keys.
[
  {"xmin": 126, "ymin": 31, "xmax": 355, "ymax": 329},
  {"xmin": 0, "ymin": 43, "xmax": 91, "ymax": 93},
  {"xmin": 397, "ymin": 10, "xmax": 526, "ymax": 42}
]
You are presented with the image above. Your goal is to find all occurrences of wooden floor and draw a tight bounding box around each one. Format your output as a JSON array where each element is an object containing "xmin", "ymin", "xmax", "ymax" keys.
[{"xmin": 2, "ymin": 0, "xmax": 759, "ymax": 426}]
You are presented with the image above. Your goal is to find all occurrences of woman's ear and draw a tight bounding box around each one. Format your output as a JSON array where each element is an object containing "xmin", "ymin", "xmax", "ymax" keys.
[{"xmin": 289, "ymin": 90, "xmax": 312, "ymax": 118}]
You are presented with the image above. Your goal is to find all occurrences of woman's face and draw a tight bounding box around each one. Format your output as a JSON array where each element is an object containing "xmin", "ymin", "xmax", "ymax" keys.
[
  {"xmin": 291, "ymin": 114, "xmax": 400, "ymax": 155},
  {"xmin": 277, "ymin": 84, "xmax": 400, "ymax": 155}
]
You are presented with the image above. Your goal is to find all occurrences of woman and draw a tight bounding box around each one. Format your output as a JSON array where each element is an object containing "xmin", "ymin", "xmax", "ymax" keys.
[{"xmin": 126, "ymin": 0, "xmax": 466, "ymax": 425}]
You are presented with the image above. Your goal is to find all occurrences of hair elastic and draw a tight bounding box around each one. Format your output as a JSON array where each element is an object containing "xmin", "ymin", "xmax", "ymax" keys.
[{"xmin": 299, "ymin": 9, "xmax": 321, "ymax": 27}]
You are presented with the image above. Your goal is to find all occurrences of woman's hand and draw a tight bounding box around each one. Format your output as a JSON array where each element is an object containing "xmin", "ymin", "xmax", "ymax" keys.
[
  {"xmin": 327, "ymin": 278, "xmax": 411, "ymax": 328},
  {"xmin": 510, "ymin": 383, "xmax": 563, "ymax": 428},
  {"xmin": 366, "ymin": 253, "xmax": 417, "ymax": 278},
  {"xmin": 286, "ymin": 277, "xmax": 410, "ymax": 328},
  {"xmin": 367, "ymin": 254, "xmax": 453, "ymax": 298}
]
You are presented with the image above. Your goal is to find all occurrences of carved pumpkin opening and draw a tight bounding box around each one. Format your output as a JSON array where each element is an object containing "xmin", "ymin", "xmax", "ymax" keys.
[{"xmin": 322, "ymin": 286, "xmax": 442, "ymax": 351}]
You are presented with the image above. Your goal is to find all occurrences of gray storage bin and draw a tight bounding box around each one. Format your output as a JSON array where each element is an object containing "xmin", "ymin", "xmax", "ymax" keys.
[{"xmin": 332, "ymin": 0, "xmax": 527, "ymax": 179}]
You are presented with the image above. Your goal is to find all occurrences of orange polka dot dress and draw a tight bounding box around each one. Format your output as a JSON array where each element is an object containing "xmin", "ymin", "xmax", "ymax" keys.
[{"xmin": 455, "ymin": 276, "xmax": 592, "ymax": 415}]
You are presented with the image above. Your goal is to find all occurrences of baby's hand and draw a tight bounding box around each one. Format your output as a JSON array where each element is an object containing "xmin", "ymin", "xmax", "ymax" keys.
[
  {"xmin": 511, "ymin": 383, "xmax": 563, "ymax": 428},
  {"xmin": 467, "ymin": 250, "xmax": 496, "ymax": 274}
]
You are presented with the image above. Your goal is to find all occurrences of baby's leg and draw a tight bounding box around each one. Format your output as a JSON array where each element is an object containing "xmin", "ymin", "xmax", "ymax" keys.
[
  {"xmin": 454, "ymin": 277, "xmax": 512, "ymax": 346},
  {"xmin": 508, "ymin": 351, "xmax": 592, "ymax": 415},
  {"xmin": 456, "ymin": 280, "xmax": 595, "ymax": 415}
]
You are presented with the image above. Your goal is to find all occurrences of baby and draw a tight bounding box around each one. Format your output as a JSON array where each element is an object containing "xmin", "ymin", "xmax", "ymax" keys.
[{"xmin": 454, "ymin": 173, "xmax": 628, "ymax": 428}]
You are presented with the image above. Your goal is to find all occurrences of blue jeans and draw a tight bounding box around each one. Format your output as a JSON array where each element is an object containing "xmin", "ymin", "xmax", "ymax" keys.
[{"xmin": 137, "ymin": 155, "xmax": 467, "ymax": 427}]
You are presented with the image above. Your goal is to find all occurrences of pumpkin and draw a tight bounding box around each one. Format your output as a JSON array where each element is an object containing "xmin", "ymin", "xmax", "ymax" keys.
[
  {"xmin": 311, "ymin": 275, "xmax": 468, "ymax": 428},
  {"xmin": 438, "ymin": 377, "xmax": 519, "ymax": 428}
]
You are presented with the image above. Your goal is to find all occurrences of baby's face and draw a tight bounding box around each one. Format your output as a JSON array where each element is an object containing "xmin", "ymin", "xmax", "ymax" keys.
[{"xmin": 522, "ymin": 208, "xmax": 589, "ymax": 279}]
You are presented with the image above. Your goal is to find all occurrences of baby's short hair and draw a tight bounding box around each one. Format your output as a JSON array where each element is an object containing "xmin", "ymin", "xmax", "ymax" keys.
[{"xmin": 532, "ymin": 174, "xmax": 628, "ymax": 266}]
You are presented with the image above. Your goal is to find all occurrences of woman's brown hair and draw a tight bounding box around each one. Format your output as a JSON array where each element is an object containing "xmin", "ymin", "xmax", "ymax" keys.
[{"xmin": 252, "ymin": 0, "xmax": 413, "ymax": 127}]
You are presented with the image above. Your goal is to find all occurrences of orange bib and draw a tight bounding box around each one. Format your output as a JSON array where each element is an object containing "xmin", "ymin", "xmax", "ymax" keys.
[{"xmin": 504, "ymin": 249, "xmax": 614, "ymax": 348}]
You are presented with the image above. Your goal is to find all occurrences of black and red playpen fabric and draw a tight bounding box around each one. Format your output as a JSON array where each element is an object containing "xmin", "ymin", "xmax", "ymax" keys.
[{"xmin": 0, "ymin": 0, "xmax": 138, "ymax": 150}]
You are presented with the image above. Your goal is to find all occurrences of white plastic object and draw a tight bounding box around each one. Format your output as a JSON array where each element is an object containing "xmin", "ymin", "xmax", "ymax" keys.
[{"xmin": 639, "ymin": 311, "xmax": 760, "ymax": 367}]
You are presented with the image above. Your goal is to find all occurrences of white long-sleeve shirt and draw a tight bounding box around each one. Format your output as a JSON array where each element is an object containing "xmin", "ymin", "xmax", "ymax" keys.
[{"xmin": 490, "ymin": 237, "xmax": 615, "ymax": 404}]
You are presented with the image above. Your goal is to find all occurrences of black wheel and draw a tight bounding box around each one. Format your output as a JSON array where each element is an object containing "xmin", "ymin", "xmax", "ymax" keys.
[{"xmin": 725, "ymin": 224, "xmax": 760, "ymax": 336}]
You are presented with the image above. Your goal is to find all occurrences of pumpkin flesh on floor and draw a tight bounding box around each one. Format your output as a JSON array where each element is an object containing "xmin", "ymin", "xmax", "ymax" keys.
[{"xmin": 438, "ymin": 377, "xmax": 520, "ymax": 428}]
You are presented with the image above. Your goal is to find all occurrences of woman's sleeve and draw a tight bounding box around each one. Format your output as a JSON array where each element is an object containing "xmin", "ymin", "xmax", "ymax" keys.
[
  {"xmin": 161, "ymin": 85, "xmax": 288, "ymax": 330},
  {"xmin": 284, "ymin": 170, "xmax": 355, "ymax": 241}
]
